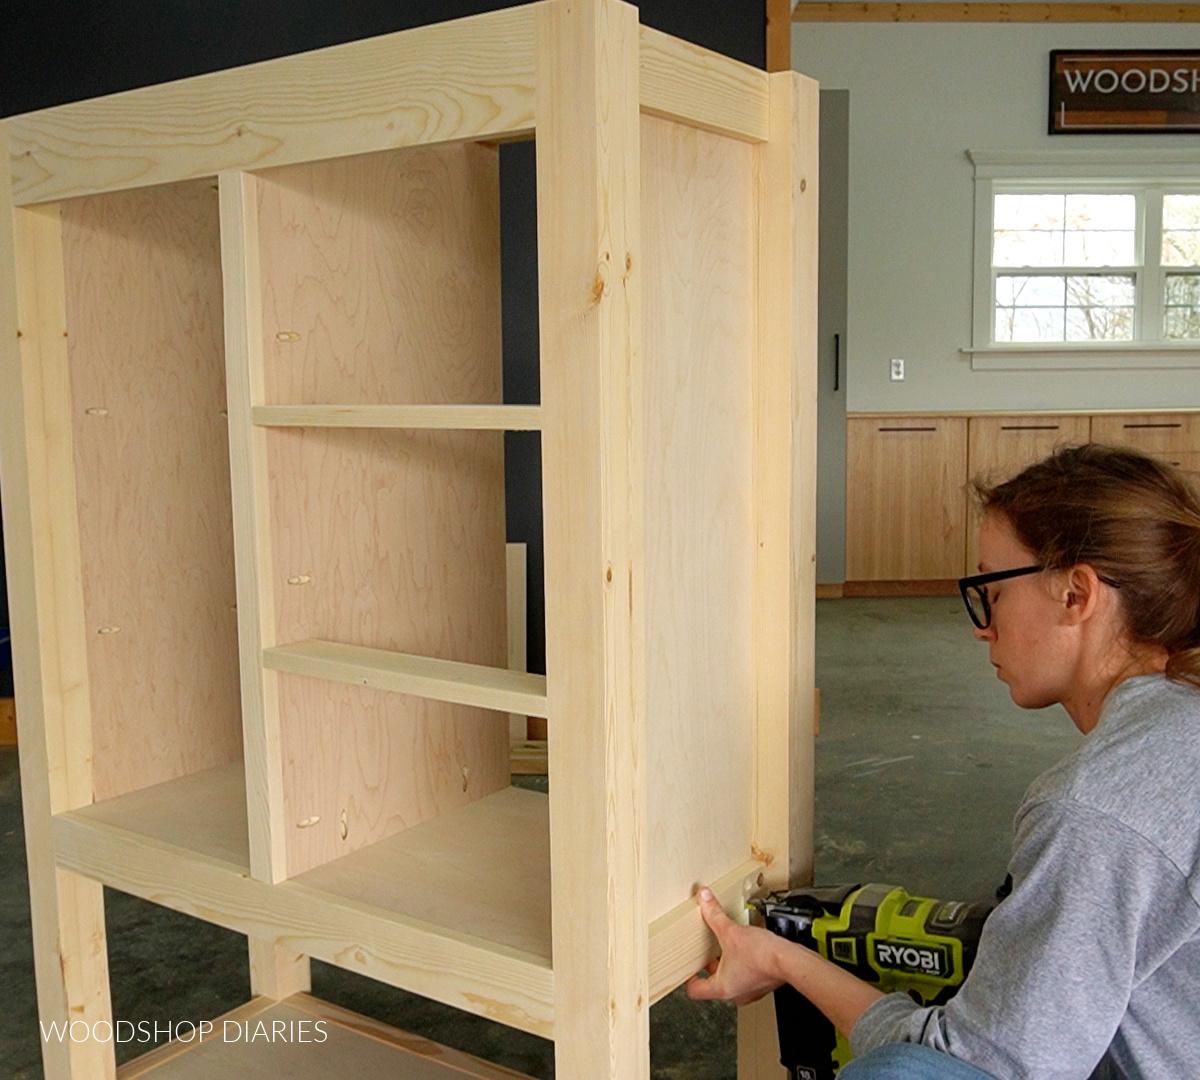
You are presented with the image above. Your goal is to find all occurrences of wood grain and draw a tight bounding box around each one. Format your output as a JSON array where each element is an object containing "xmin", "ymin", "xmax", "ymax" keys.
[
  {"xmin": 1091, "ymin": 412, "xmax": 1200, "ymax": 465},
  {"xmin": 266, "ymin": 426, "xmax": 509, "ymax": 877},
  {"xmin": 535, "ymin": 1, "xmax": 649, "ymax": 1075},
  {"xmin": 845, "ymin": 417, "xmax": 969, "ymax": 581},
  {"xmin": 256, "ymin": 142, "xmax": 502, "ymax": 407},
  {"xmin": 966, "ymin": 414, "xmax": 1091, "ymax": 571},
  {"xmin": 55, "ymin": 777, "xmax": 555, "ymax": 1038},
  {"xmin": 641, "ymin": 114, "xmax": 756, "ymax": 922},
  {"xmin": 263, "ymin": 640, "xmax": 547, "ymax": 716},
  {"xmin": 61, "ymin": 180, "xmax": 243, "ymax": 803},
  {"xmin": 220, "ymin": 170, "xmax": 289, "ymax": 885},
  {"xmin": 647, "ymin": 859, "xmax": 764, "ymax": 1004},
  {"xmin": 116, "ymin": 995, "xmax": 538, "ymax": 1080},
  {"xmin": 253, "ymin": 404, "xmax": 541, "ymax": 430},
  {"xmin": 294, "ymin": 786, "xmax": 551, "ymax": 964},
  {"xmin": 766, "ymin": 0, "xmax": 794, "ymax": 73},
  {"xmin": 6, "ymin": 191, "xmax": 115, "ymax": 1080},
  {"xmin": 794, "ymin": 3, "xmax": 1200, "ymax": 21},
  {"xmin": 9, "ymin": 6, "xmax": 538, "ymax": 206},
  {"xmin": 0, "ymin": 699, "xmax": 13, "ymax": 745},
  {"xmin": 638, "ymin": 26, "xmax": 769, "ymax": 142},
  {"xmin": 255, "ymin": 139, "xmax": 510, "ymax": 877}
]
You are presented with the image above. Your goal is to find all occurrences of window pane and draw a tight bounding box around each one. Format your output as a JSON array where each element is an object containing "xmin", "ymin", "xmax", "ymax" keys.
[
  {"xmin": 994, "ymin": 194, "xmax": 1065, "ymax": 231},
  {"xmin": 996, "ymin": 275, "xmax": 1065, "ymax": 306},
  {"xmin": 1163, "ymin": 229, "xmax": 1200, "ymax": 267},
  {"xmin": 1065, "ymin": 306, "xmax": 1133, "ymax": 341},
  {"xmin": 1065, "ymin": 193, "xmax": 1136, "ymax": 231},
  {"xmin": 1164, "ymin": 273, "xmax": 1200, "ymax": 341},
  {"xmin": 1064, "ymin": 230, "xmax": 1135, "ymax": 267},
  {"xmin": 1164, "ymin": 308, "xmax": 1200, "ymax": 340},
  {"xmin": 996, "ymin": 307, "xmax": 1065, "ymax": 343},
  {"xmin": 1163, "ymin": 194, "xmax": 1200, "ymax": 230},
  {"xmin": 993, "ymin": 193, "xmax": 1135, "ymax": 268},
  {"xmin": 1166, "ymin": 273, "xmax": 1200, "ymax": 306},
  {"xmin": 1163, "ymin": 195, "xmax": 1200, "ymax": 266},
  {"xmin": 1066, "ymin": 275, "xmax": 1135, "ymax": 307},
  {"xmin": 994, "ymin": 230, "xmax": 1063, "ymax": 267}
]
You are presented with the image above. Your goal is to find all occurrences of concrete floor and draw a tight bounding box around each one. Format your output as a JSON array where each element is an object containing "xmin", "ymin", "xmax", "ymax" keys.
[{"xmin": 0, "ymin": 597, "xmax": 1084, "ymax": 1079}]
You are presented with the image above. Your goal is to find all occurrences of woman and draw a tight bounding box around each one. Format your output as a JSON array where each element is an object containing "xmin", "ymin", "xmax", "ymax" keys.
[{"xmin": 688, "ymin": 444, "xmax": 1200, "ymax": 1079}]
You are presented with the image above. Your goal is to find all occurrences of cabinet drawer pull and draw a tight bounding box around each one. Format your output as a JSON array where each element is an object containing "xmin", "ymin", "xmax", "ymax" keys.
[
  {"xmin": 1123, "ymin": 422, "xmax": 1182, "ymax": 429},
  {"xmin": 1000, "ymin": 425, "xmax": 1059, "ymax": 431},
  {"xmin": 878, "ymin": 426, "xmax": 937, "ymax": 433}
]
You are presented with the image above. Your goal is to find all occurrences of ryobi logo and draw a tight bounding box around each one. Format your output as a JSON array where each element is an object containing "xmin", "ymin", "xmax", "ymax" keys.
[{"xmin": 873, "ymin": 941, "xmax": 950, "ymax": 978}]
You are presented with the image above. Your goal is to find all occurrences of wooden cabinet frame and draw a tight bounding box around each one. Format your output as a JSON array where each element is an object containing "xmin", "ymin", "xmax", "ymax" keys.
[{"xmin": 0, "ymin": 3, "xmax": 817, "ymax": 1078}]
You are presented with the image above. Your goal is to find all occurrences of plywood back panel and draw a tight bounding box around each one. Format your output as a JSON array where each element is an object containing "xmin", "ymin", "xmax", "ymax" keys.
[
  {"xmin": 641, "ymin": 116, "xmax": 756, "ymax": 921},
  {"xmin": 61, "ymin": 180, "xmax": 242, "ymax": 802},
  {"xmin": 966, "ymin": 415, "xmax": 1091, "ymax": 572},
  {"xmin": 845, "ymin": 417, "xmax": 969, "ymax": 581},
  {"xmin": 267, "ymin": 409, "xmax": 508, "ymax": 874},
  {"xmin": 256, "ymin": 143, "xmax": 502, "ymax": 406}
]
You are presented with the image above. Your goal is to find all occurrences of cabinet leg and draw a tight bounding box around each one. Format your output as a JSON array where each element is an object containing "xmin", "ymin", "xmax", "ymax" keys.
[
  {"xmin": 30, "ymin": 869, "xmax": 115, "ymax": 1080},
  {"xmin": 737, "ymin": 995, "xmax": 786, "ymax": 1080},
  {"xmin": 247, "ymin": 938, "xmax": 311, "ymax": 1000}
]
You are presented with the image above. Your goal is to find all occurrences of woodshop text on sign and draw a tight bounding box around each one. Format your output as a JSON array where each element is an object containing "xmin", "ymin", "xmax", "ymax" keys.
[{"xmin": 1050, "ymin": 51, "xmax": 1200, "ymax": 134}]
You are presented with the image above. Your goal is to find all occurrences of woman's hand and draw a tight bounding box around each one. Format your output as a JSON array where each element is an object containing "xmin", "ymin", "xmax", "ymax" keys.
[
  {"xmin": 685, "ymin": 884, "xmax": 886, "ymax": 1035},
  {"xmin": 685, "ymin": 887, "xmax": 786, "ymax": 1006}
]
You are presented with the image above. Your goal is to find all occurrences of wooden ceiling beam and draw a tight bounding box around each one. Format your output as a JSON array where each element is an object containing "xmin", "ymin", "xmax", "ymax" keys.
[{"xmin": 794, "ymin": 4, "xmax": 1200, "ymax": 22}]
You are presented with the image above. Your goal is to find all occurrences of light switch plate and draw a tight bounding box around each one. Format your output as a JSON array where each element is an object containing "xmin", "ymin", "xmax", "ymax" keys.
[{"xmin": 890, "ymin": 358, "xmax": 905, "ymax": 381}]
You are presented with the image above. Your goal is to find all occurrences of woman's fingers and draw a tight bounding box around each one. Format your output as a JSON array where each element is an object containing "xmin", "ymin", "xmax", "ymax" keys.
[
  {"xmin": 696, "ymin": 886, "xmax": 736, "ymax": 939},
  {"xmin": 685, "ymin": 966, "xmax": 721, "ymax": 1000}
]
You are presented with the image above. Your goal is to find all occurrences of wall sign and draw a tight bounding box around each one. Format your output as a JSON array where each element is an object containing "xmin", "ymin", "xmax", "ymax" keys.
[{"xmin": 1050, "ymin": 50, "xmax": 1200, "ymax": 134}]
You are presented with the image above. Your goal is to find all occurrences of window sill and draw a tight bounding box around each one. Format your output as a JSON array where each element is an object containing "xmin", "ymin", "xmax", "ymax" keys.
[{"xmin": 962, "ymin": 344, "xmax": 1200, "ymax": 371}]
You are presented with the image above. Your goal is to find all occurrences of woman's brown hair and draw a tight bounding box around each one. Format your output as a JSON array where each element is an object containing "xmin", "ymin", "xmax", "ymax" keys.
[{"xmin": 973, "ymin": 443, "xmax": 1200, "ymax": 690}]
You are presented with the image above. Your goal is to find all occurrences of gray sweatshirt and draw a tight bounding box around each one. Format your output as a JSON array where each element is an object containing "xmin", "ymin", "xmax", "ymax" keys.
[{"xmin": 849, "ymin": 673, "xmax": 1200, "ymax": 1079}]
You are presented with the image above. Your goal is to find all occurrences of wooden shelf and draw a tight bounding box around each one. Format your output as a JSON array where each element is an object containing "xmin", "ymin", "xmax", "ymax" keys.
[
  {"xmin": 251, "ymin": 404, "xmax": 542, "ymax": 431},
  {"xmin": 116, "ymin": 993, "xmax": 533, "ymax": 1079},
  {"xmin": 263, "ymin": 640, "xmax": 549, "ymax": 718},
  {"xmin": 293, "ymin": 785, "xmax": 552, "ymax": 964},
  {"xmin": 53, "ymin": 764, "xmax": 556, "ymax": 1037}
]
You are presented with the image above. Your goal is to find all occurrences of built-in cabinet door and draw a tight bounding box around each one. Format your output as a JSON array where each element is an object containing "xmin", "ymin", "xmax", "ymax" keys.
[
  {"xmin": 1091, "ymin": 413, "xmax": 1200, "ymax": 473},
  {"xmin": 965, "ymin": 415, "xmax": 1091, "ymax": 572},
  {"xmin": 846, "ymin": 417, "xmax": 968, "ymax": 581}
]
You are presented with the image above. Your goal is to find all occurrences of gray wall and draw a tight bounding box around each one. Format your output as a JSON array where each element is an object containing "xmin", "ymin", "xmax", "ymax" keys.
[{"xmin": 793, "ymin": 21, "xmax": 1200, "ymax": 416}]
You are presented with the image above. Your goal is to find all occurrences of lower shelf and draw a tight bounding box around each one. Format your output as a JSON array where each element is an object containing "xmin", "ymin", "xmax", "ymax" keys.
[
  {"xmin": 54, "ymin": 762, "xmax": 556, "ymax": 1037},
  {"xmin": 52, "ymin": 760, "xmax": 765, "ymax": 1039},
  {"xmin": 117, "ymin": 993, "xmax": 533, "ymax": 1079}
]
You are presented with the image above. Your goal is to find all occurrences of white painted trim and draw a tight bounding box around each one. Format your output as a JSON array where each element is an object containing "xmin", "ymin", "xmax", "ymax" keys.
[
  {"xmin": 969, "ymin": 149, "xmax": 1200, "ymax": 180},
  {"xmin": 969, "ymin": 153, "xmax": 1200, "ymax": 358},
  {"xmin": 964, "ymin": 345, "xmax": 1200, "ymax": 370}
]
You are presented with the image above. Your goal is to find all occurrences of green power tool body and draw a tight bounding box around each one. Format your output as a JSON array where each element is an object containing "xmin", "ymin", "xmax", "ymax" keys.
[{"xmin": 754, "ymin": 883, "xmax": 997, "ymax": 1080}]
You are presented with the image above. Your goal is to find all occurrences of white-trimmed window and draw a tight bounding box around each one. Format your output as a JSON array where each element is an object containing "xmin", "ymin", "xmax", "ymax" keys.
[{"xmin": 968, "ymin": 152, "xmax": 1200, "ymax": 369}]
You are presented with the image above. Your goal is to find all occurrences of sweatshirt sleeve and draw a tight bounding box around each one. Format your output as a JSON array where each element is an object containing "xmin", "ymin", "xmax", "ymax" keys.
[{"xmin": 848, "ymin": 797, "xmax": 1192, "ymax": 1080}]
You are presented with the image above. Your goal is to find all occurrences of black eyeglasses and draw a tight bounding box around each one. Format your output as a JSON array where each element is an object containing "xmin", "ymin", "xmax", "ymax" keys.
[
  {"xmin": 959, "ymin": 565, "xmax": 1122, "ymax": 629},
  {"xmin": 959, "ymin": 566, "xmax": 1042, "ymax": 630}
]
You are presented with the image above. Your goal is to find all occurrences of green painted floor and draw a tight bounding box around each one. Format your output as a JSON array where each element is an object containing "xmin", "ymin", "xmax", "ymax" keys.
[{"xmin": 0, "ymin": 598, "xmax": 1084, "ymax": 1079}]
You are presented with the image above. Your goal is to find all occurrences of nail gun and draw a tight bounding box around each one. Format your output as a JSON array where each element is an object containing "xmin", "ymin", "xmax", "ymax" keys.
[{"xmin": 754, "ymin": 882, "xmax": 999, "ymax": 1080}]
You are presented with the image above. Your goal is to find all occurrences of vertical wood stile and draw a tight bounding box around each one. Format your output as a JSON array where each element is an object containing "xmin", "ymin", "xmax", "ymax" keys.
[
  {"xmin": 536, "ymin": 1, "xmax": 649, "ymax": 1077},
  {"xmin": 221, "ymin": 169, "xmax": 311, "ymax": 988},
  {"xmin": 739, "ymin": 70, "xmax": 819, "ymax": 1080},
  {"xmin": 218, "ymin": 171, "xmax": 291, "ymax": 887},
  {"xmin": 1, "ymin": 150, "xmax": 114, "ymax": 1077},
  {"xmin": 787, "ymin": 72, "xmax": 820, "ymax": 897}
]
